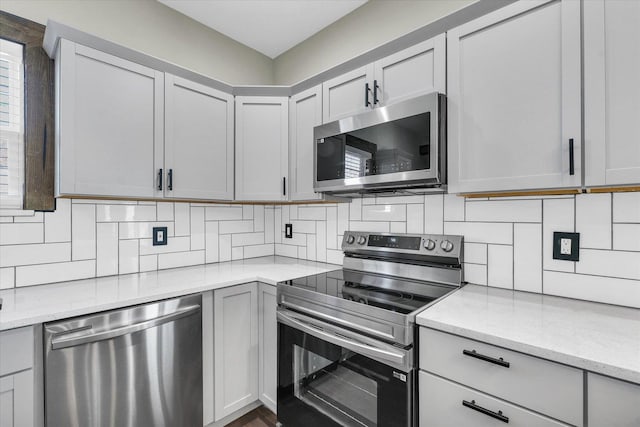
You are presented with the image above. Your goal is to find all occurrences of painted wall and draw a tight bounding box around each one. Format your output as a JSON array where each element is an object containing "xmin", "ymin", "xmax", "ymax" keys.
[
  {"xmin": 273, "ymin": 0, "xmax": 474, "ymax": 85},
  {"xmin": 0, "ymin": 0, "xmax": 274, "ymax": 85}
]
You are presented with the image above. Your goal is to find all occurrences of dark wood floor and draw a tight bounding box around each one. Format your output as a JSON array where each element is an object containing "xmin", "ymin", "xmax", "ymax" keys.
[{"xmin": 225, "ymin": 406, "xmax": 277, "ymax": 427}]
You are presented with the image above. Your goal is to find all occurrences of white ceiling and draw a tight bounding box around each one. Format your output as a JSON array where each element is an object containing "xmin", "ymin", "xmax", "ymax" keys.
[{"xmin": 158, "ymin": 0, "xmax": 368, "ymax": 59}]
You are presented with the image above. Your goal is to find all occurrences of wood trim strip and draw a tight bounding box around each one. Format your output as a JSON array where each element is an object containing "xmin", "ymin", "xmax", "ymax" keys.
[
  {"xmin": 59, "ymin": 195, "xmax": 347, "ymax": 206},
  {"xmin": 462, "ymin": 189, "xmax": 582, "ymax": 198},
  {"xmin": 587, "ymin": 186, "xmax": 640, "ymax": 194}
]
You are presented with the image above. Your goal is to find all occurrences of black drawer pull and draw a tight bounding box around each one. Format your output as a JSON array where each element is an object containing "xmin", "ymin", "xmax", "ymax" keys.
[
  {"xmin": 463, "ymin": 349, "xmax": 510, "ymax": 368},
  {"xmin": 365, "ymin": 82, "xmax": 372, "ymax": 107},
  {"xmin": 463, "ymin": 400, "xmax": 509, "ymax": 423},
  {"xmin": 569, "ymin": 138, "xmax": 575, "ymax": 176},
  {"xmin": 168, "ymin": 169, "xmax": 173, "ymax": 191},
  {"xmin": 157, "ymin": 168, "xmax": 163, "ymax": 191}
]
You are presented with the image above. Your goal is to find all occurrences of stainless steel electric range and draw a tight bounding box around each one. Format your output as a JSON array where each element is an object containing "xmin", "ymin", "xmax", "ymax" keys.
[{"xmin": 276, "ymin": 231, "xmax": 464, "ymax": 427}]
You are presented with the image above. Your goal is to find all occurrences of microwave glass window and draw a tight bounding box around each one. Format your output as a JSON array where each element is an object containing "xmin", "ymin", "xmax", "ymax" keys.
[{"xmin": 316, "ymin": 112, "xmax": 431, "ymax": 182}]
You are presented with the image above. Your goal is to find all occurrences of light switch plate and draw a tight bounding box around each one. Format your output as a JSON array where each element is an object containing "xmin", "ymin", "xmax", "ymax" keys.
[
  {"xmin": 553, "ymin": 232, "xmax": 579, "ymax": 261},
  {"xmin": 285, "ymin": 223, "xmax": 293, "ymax": 239},
  {"xmin": 153, "ymin": 227, "xmax": 168, "ymax": 246}
]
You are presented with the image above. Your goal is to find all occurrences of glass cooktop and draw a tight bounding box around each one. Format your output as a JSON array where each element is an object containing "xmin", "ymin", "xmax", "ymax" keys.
[{"xmin": 279, "ymin": 269, "xmax": 456, "ymax": 315}]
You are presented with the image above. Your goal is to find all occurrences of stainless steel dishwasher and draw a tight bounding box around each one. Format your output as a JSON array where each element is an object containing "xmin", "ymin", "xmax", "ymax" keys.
[{"xmin": 44, "ymin": 294, "xmax": 202, "ymax": 427}]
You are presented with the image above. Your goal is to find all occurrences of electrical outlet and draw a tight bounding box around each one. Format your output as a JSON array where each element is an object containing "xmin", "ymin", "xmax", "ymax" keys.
[
  {"xmin": 153, "ymin": 227, "xmax": 168, "ymax": 246},
  {"xmin": 285, "ymin": 223, "xmax": 293, "ymax": 239},
  {"xmin": 553, "ymin": 232, "xmax": 579, "ymax": 261}
]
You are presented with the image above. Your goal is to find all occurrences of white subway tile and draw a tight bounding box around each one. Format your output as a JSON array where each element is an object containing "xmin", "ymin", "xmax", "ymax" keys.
[
  {"xmin": 466, "ymin": 200, "xmax": 541, "ymax": 223},
  {"xmin": 337, "ymin": 203, "xmax": 349, "ymax": 235},
  {"xmin": 219, "ymin": 220, "xmax": 254, "ymax": 234},
  {"xmin": 349, "ymin": 198, "xmax": 362, "ymax": 221},
  {"xmin": 298, "ymin": 246, "xmax": 307, "ymax": 260},
  {"xmin": 118, "ymin": 222, "xmax": 174, "ymax": 239},
  {"xmin": 513, "ymin": 224, "xmax": 542, "ymax": 293},
  {"xmin": 139, "ymin": 255, "xmax": 158, "ymax": 272},
  {"xmin": 71, "ymin": 204, "xmax": 96, "ymax": 260},
  {"xmin": 232, "ymin": 247, "xmax": 244, "ymax": 260},
  {"xmin": 232, "ymin": 232, "xmax": 265, "ymax": 247},
  {"xmin": 542, "ymin": 198, "xmax": 575, "ymax": 273},
  {"xmin": 174, "ymin": 203, "xmax": 190, "ymax": 236},
  {"xmin": 274, "ymin": 208, "xmax": 282, "ymax": 244},
  {"xmin": 289, "ymin": 205, "xmax": 298, "ymax": 220},
  {"xmin": 44, "ymin": 198, "xmax": 71, "ymax": 242},
  {"xmin": 464, "ymin": 243, "xmax": 487, "ymax": 264},
  {"xmin": 254, "ymin": 205, "xmax": 265, "ymax": 232},
  {"xmin": 576, "ymin": 249, "xmax": 640, "ymax": 280},
  {"xmin": 96, "ymin": 223, "xmax": 118, "ymax": 277},
  {"xmin": 243, "ymin": 205, "xmax": 254, "ymax": 220},
  {"xmin": 362, "ymin": 197, "xmax": 376, "ymax": 205},
  {"xmin": 316, "ymin": 222, "xmax": 327, "ymax": 262},
  {"xmin": 0, "ymin": 217, "xmax": 12, "ymax": 223},
  {"xmin": 349, "ymin": 221, "xmax": 390, "ymax": 233},
  {"xmin": 0, "ymin": 223, "xmax": 43, "ymax": 245},
  {"xmin": 444, "ymin": 194, "xmax": 465, "ymax": 221},
  {"xmin": 0, "ymin": 267, "xmax": 14, "ymax": 289},
  {"xmin": 284, "ymin": 231, "xmax": 306, "ymax": 247},
  {"xmin": 157, "ymin": 202, "xmax": 174, "ymax": 221},
  {"xmin": 488, "ymin": 244, "xmax": 513, "ymax": 289},
  {"xmin": 0, "ymin": 242, "xmax": 70, "ymax": 267},
  {"xmin": 464, "ymin": 263, "xmax": 487, "ymax": 285},
  {"xmin": 306, "ymin": 234, "xmax": 317, "ymax": 261},
  {"xmin": 298, "ymin": 206, "xmax": 326, "ymax": 221},
  {"xmin": 576, "ymin": 193, "xmax": 611, "ymax": 249},
  {"xmin": 281, "ymin": 205, "xmax": 290, "ymax": 224},
  {"xmin": 424, "ymin": 194, "xmax": 444, "ymax": 234},
  {"xmin": 14, "ymin": 212, "xmax": 43, "ymax": 223},
  {"xmin": 390, "ymin": 222, "xmax": 406, "ymax": 233},
  {"xmin": 265, "ymin": 208, "xmax": 275, "ymax": 244},
  {"xmin": 190, "ymin": 207, "xmax": 205, "ymax": 250},
  {"xmin": 362, "ymin": 204, "xmax": 406, "ymax": 221},
  {"xmin": 326, "ymin": 207, "xmax": 338, "ymax": 249},
  {"xmin": 119, "ymin": 240, "xmax": 139, "ymax": 274},
  {"xmin": 205, "ymin": 206, "xmax": 243, "ymax": 221},
  {"xmin": 96, "ymin": 204, "xmax": 156, "ymax": 222},
  {"xmin": 205, "ymin": 222, "xmax": 219, "ymax": 263},
  {"xmin": 159, "ymin": 250, "xmax": 205, "ymax": 269},
  {"xmin": 275, "ymin": 244, "xmax": 298, "ymax": 258},
  {"xmin": 290, "ymin": 220, "xmax": 316, "ymax": 234},
  {"xmin": 376, "ymin": 195, "xmax": 421, "ymax": 205},
  {"xmin": 613, "ymin": 224, "xmax": 640, "ymax": 251},
  {"xmin": 219, "ymin": 235, "xmax": 232, "ymax": 262},
  {"xmin": 406, "ymin": 204, "xmax": 424, "ymax": 234},
  {"xmin": 613, "ymin": 192, "xmax": 640, "ymax": 223},
  {"xmin": 16, "ymin": 260, "xmax": 95, "ymax": 287},
  {"xmin": 244, "ymin": 244, "xmax": 274, "ymax": 259},
  {"xmin": 139, "ymin": 236, "xmax": 190, "ymax": 255},
  {"xmin": 326, "ymin": 249, "xmax": 343, "ymax": 265},
  {"xmin": 137, "ymin": 201, "xmax": 156, "ymax": 206},
  {"xmin": 543, "ymin": 271, "xmax": 640, "ymax": 309},
  {"xmin": 443, "ymin": 222, "xmax": 512, "ymax": 244}
]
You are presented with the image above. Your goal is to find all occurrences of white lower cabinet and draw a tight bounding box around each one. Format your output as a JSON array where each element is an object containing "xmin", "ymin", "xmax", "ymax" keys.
[
  {"xmin": 258, "ymin": 283, "xmax": 278, "ymax": 413},
  {"xmin": 213, "ymin": 283, "xmax": 259, "ymax": 421},
  {"xmin": 0, "ymin": 326, "xmax": 37, "ymax": 427},
  {"xmin": 588, "ymin": 373, "xmax": 640, "ymax": 427}
]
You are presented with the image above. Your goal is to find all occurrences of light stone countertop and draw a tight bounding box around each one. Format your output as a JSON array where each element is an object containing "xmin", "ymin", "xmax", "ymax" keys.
[
  {"xmin": 417, "ymin": 284, "xmax": 640, "ymax": 384},
  {"xmin": 0, "ymin": 256, "xmax": 340, "ymax": 331}
]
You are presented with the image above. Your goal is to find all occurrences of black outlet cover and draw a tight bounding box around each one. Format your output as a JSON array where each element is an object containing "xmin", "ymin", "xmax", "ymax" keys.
[
  {"xmin": 553, "ymin": 232, "xmax": 579, "ymax": 261},
  {"xmin": 285, "ymin": 223, "xmax": 293, "ymax": 239},
  {"xmin": 153, "ymin": 226, "xmax": 168, "ymax": 246}
]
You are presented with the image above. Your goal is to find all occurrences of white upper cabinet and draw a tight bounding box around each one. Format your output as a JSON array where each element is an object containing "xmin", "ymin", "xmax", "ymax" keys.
[
  {"xmin": 322, "ymin": 35, "xmax": 446, "ymax": 123},
  {"xmin": 289, "ymin": 85, "xmax": 322, "ymax": 201},
  {"xmin": 584, "ymin": 0, "xmax": 640, "ymax": 188},
  {"xmin": 235, "ymin": 96, "xmax": 289, "ymax": 201},
  {"xmin": 447, "ymin": 0, "xmax": 582, "ymax": 194},
  {"xmin": 57, "ymin": 39, "xmax": 163, "ymax": 198},
  {"xmin": 164, "ymin": 75, "xmax": 234, "ymax": 200}
]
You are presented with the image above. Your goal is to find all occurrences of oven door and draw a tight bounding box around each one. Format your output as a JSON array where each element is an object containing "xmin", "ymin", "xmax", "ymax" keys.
[{"xmin": 277, "ymin": 308, "xmax": 413, "ymax": 427}]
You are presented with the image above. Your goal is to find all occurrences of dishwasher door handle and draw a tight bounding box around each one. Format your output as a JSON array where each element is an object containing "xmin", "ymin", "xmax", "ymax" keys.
[{"xmin": 51, "ymin": 304, "xmax": 201, "ymax": 350}]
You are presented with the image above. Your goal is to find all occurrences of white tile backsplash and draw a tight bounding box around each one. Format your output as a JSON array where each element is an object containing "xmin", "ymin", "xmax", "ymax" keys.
[{"xmin": 1, "ymin": 192, "xmax": 639, "ymax": 308}]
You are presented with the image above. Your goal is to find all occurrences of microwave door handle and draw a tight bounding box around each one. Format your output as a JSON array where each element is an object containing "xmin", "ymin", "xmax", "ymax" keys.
[{"xmin": 277, "ymin": 310, "xmax": 406, "ymax": 367}]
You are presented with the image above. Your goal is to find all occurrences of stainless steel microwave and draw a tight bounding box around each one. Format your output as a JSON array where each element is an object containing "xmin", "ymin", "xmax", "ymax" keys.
[{"xmin": 313, "ymin": 92, "xmax": 446, "ymax": 196}]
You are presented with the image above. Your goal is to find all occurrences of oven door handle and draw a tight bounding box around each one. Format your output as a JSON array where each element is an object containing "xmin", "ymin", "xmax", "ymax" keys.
[{"xmin": 277, "ymin": 310, "xmax": 407, "ymax": 368}]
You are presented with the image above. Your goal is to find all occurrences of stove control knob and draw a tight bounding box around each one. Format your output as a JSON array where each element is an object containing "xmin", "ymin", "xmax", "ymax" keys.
[
  {"xmin": 346, "ymin": 235, "xmax": 355, "ymax": 244},
  {"xmin": 357, "ymin": 236, "xmax": 367, "ymax": 245},
  {"xmin": 440, "ymin": 240, "xmax": 454, "ymax": 252},
  {"xmin": 424, "ymin": 239, "xmax": 436, "ymax": 251}
]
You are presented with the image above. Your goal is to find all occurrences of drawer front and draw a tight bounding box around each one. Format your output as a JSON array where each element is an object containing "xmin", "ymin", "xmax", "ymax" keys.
[
  {"xmin": 0, "ymin": 327, "xmax": 33, "ymax": 376},
  {"xmin": 419, "ymin": 371, "xmax": 569, "ymax": 427},
  {"xmin": 419, "ymin": 328, "xmax": 582, "ymax": 426},
  {"xmin": 588, "ymin": 373, "xmax": 640, "ymax": 427}
]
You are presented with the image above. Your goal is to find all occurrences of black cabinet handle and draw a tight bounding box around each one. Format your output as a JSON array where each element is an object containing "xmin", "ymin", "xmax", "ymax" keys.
[
  {"xmin": 365, "ymin": 82, "xmax": 371, "ymax": 107},
  {"xmin": 462, "ymin": 400, "xmax": 509, "ymax": 423},
  {"xmin": 463, "ymin": 349, "xmax": 510, "ymax": 368},
  {"xmin": 168, "ymin": 169, "xmax": 173, "ymax": 191},
  {"xmin": 373, "ymin": 79, "xmax": 380, "ymax": 105},
  {"xmin": 157, "ymin": 168, "xmax": 163, "ymax": 191},
  {"xmin": 283, "ymin": 177, "xmax": 286, "ymax": 196},
  {"xmin": 569, "ymin": 138, "xmax": 575, "ymax": 176}
]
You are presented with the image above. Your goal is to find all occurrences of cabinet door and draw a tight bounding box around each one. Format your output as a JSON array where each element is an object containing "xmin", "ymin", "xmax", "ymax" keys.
[
  {"xmin": 373, "ymin": 34, "xmax": 446, "ymax": 107},
  {"xmin": 588, "ymin": 373, "xmax": 640, "ymax": 427},
  {"xmin": 0, "ymin": 370, "xmax": 34, "ymax": 427},
  {"xmin": 322, "ymin": 65, "xmax": 374, "ymax": 123},
  {"xmin": 164, "ymin": 75, "xmax": 234, "ymax": 200},
  {"xmin": 235, "ymin": 97, "xmax": 288, "ymax": 201},
  {"xmin": 57, "ymin": 39, "xmax": 163, "ymax": 198},
  {"xmin": 289, "ymin": 85, "xmax": 322, "ymax": 201},
  {"xmin": 214, "ymin": 283, "xmax": 258, "ymax": 420},
  {"xmin": 584, "ymin": 0, "xmax": 640, "ymax": 187},
  {"xmin": 447, "ymin": 0, "xmax": 581, "ymax": 194},
  {"xmin": 258, "ymin": 283, "xmax": 277, "ymax": 413}
]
